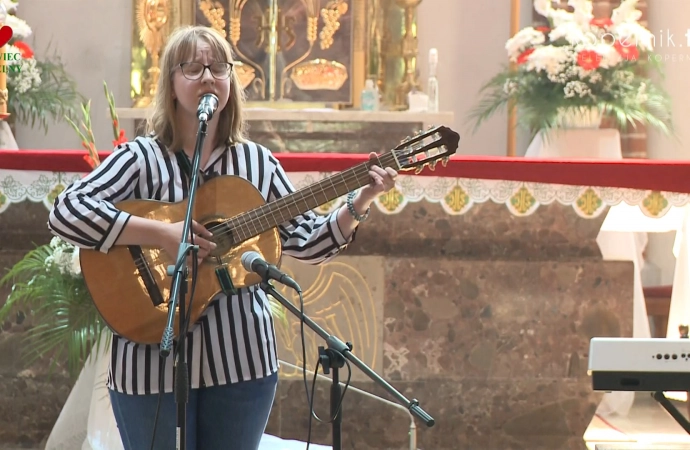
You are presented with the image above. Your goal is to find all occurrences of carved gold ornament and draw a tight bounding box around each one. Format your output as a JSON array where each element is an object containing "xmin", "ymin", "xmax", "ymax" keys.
[
  {"xmin": 319, "ymin": 0, "xmax": 348, "ymax": 50},
  {"xmin": 200, "ymin": 0, "xmax": 226, "ymax": 37},
  {"xmin": 290, "ymin": 59, "xmax": 348, "ymax": 91},
  {"xmin": 234, "ymin": 61, "xmax": 256, "ymax": 89},
  {"xmin": 230, "ymin": 0, "xmax": 249, "ymax": 46},
  {"xmin": 301, "ymin": 0, "xmax": 321, "ymax": 45},
  {"xmin": 136, "ymin": 0, "xmax": 170, "ymax": 106}
]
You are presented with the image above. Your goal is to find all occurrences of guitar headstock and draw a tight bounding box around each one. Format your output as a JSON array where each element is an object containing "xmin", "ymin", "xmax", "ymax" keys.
[{"xmin": 392, "ymin": 125, "xmax": 460, "ymax": 174}]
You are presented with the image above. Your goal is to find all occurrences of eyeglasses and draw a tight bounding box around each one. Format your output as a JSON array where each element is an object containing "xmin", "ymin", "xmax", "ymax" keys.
[{"xmin": 177, "ymin": 62, "xmax": 233, "ymax": 80}]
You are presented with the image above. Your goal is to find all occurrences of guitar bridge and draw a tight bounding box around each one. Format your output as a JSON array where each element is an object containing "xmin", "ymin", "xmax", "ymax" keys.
[{"xmin": 215, "ymin": 264, "xmax": 238, "ymax": 296}]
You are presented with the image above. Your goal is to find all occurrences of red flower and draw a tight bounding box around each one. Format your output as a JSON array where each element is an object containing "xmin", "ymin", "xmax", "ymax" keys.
[
  {"xmin": 577, "ymin": 49, "xmax": 602, "ymax": 70},
  {"xmin": 13, "ymin": 41, "xmax": 33, "ymax": 59},
  {"xmin": 614, "ymin": 40, "xmax": 640, "ymax": 61},
  {"xmin": 535, "ymin": 26, "xmax": 550, "ymax": 33},
  {"xmin": 517, "ymin": 48, "xmax": 535, "ymax": 65},
  {"xmin": 112, "ymin": 129, "xmax": 127, "ymax": 147},
  {"xmin": 83, "ymin": 154, "xmax": 96, "ymax": 170},
  {"xmin": 590, "ymin": 17, "xmax": 613, "ymax": 28}
]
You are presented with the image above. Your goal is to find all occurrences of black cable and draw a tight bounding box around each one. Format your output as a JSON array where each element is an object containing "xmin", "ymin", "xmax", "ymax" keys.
[{"xmin": 148, "ymin": 357, "xmax": 166, "ymax": 450}]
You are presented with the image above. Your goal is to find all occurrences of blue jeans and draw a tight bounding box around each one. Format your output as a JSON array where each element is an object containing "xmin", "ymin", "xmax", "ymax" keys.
[{"xmin": 109, "ymin": 372, "xmax": 278, "ymax": 450}]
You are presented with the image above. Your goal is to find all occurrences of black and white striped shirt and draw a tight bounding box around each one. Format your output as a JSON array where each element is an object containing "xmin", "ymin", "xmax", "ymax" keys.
[{"xmin": 47, "ymin": 136, "xmax": 353, "ymax": 395}]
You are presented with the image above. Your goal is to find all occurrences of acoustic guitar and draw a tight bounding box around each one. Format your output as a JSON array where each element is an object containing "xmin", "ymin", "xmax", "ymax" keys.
[{"xmin": 79, "ymin": 126, "xmax": 460, "ymax": 344}]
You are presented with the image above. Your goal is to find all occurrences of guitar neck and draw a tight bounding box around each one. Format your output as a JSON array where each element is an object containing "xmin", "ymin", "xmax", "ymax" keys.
[{"xmin": 225, "ymin": 152, "xmax": 397, "ymax": 243}]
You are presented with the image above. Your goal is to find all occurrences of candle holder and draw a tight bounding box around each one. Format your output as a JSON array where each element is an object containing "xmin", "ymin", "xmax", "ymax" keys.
[{"xmin": 0, "ymin": 2, "xmax": 9, "ymax": 121}]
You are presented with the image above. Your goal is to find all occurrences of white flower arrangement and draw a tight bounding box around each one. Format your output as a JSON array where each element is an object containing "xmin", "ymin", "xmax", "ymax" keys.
[
  {"xmin": 1, "ymin": 0, "xmax": 17, "ymax": 14},
  {"xmin": 44, "ymin": 236, "xmax": 82, "ymax": 278},
  {"xmin": 470, "ymin": 0, "xmax": 672, "ymax": 136},
  {"xmin": 6, "ymin": 44, "xmax": 41, "ymax": 94},
  {"xmin": 5, "ymin": 13, "xmax": 31, "ymax": 40}
]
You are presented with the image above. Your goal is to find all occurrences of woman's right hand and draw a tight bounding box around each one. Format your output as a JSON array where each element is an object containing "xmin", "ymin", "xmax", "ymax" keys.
[{"xmin": 159, "ymin": 220, "xmax": 216, "ymax": 265}]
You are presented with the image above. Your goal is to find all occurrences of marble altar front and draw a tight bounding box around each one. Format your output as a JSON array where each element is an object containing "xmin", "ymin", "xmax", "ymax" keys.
[{"xmin": 0, "ymin": 189, "xmax": 632, "ymax": 450}]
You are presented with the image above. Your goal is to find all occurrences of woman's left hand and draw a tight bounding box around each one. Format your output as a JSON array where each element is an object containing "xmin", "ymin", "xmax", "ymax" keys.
[{"xmin": 358, "ymin": 152, "xmax": 398, "ymax": 203}]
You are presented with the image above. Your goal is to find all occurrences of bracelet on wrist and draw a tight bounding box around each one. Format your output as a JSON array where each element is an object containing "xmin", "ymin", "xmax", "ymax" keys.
[{"xmin": 346, "ymin": 190, "xmax": 370, "ymax": 222}]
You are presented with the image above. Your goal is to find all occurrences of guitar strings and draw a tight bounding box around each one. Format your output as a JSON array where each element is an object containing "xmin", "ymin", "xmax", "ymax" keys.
[
  {"xmin": 124, "ymin": 161, "xmax": 376, "ymax": 272},
  {"xmin": 203, "ymin": 136, "xmax": 443, "ymax": 244},
  {"xmin": 126, "ymin": 135, "xmax": 442, "ymax": 270},
  {"xmin": 203, "ymin": 150, "xmax": 400, "ymax": 239},
  {"xmin": 123, "ymin": 164, "xmax": 374, "ymax": 282}
]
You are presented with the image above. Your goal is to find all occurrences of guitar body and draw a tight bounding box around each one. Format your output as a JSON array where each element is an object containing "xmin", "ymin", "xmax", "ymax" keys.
[{"xmin": 79, "ymin": 175, "xmax": 281, "ymax": 345}]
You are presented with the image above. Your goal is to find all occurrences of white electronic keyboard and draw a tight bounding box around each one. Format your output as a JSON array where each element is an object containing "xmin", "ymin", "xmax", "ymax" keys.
[
  {"xmin": 589, "ymin": 337, "xmax": 690, "ymax": 391},
  {"xmin": 589, "ymin": 337, "xmax": 690, "ymax": 435}
]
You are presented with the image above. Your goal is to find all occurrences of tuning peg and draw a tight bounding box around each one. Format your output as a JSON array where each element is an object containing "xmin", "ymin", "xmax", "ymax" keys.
[
  {"xmin": 441, "ymin": 156, "xmax": 449, "ymax": 167},
  {"xmin": 429, "ymin": 160, "xmax": 437, "ymax": 171}
]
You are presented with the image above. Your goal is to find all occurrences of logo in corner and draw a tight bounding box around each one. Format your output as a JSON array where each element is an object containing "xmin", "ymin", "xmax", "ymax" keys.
[
  {"xmin": 0, "ymin": 25, "xmax": 24, "ymax": 73},
  {"xmin": 0, "ymin": 25, "xmax": 11, "ymax": 47}
]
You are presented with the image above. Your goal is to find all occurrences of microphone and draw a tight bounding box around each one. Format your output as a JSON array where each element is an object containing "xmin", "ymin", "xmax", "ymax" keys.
[
  {"xmin": 197, "ymin": 93, "xmax": 219, "ymax": 122},
  {"xmin": 241, "ymin": 251, "xmax": 301, "ymax": 292}
]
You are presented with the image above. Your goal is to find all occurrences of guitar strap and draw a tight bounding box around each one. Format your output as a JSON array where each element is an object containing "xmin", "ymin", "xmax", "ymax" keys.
[
  {"xmin": 174, "ymin": 150, "xmax": 194, "ymax": 186},
  {"xmin": 174, "ymin": 150, "xmax": 219, "ymax": 186}
]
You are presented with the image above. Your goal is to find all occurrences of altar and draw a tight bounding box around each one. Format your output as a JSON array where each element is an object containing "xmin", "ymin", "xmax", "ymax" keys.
[
  {"xmin": 118, "ymin": 108, "xmax": 453, "ymax": 154},
  {"xmin": 2, "ymin": 148, "xmax": 690, "ymax": 449}
]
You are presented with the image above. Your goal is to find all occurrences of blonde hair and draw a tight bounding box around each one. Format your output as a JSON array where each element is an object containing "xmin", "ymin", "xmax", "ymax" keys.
[{"xmin": 146, "ymin": 25, "xmax": 247, "ymax": 151}]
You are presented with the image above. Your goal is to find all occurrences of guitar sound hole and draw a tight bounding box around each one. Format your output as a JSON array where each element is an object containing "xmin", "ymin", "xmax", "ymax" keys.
[{"xmin": 204, "ymin": 219, "xmax": 234, "ymax": 258}]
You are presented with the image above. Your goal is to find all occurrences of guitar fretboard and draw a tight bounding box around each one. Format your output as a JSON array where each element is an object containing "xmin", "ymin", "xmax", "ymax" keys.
[{"xmin": 223, "ymin": 152, "xmax": 398, "ymax": 244}]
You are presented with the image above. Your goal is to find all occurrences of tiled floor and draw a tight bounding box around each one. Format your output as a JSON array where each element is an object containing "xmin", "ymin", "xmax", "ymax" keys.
[{"xmin": 585, "ymin": 392, "xmax": 690, "ymax": 450}]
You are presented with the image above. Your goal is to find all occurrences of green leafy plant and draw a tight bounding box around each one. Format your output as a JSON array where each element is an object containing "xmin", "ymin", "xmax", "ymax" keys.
[
  {"xmin": 0, "ymin": 238, "xmax": 108, "ymax": 378},
  {"xmin": 8, "ymin": 50, "xmax": 85, "ymax": 133},
  {"xmin": 468, "ymin": 0, "xmax": 673, "ymax": 137}
]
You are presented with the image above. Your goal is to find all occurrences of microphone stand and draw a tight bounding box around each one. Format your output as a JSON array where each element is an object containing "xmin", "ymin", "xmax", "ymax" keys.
[
  {"xmin": 259, "ymin": 280, "xmax": 434, "ymax": 450},
  {"xmin": 160, "ymin": 117, "xmax": 209, "ymax": 450}
]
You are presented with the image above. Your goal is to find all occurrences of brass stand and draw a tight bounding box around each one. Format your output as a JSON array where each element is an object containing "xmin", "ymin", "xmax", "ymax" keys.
[{"xmin": 393, "ymin": 0, "xmax": 422, "ymax": 110}]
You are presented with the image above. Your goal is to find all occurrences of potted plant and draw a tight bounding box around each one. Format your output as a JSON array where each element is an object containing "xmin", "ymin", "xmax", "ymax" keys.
[
  {"xmin": 469, "ymin": 0, "xmax": 672, "ymax": 137},
  {"xmin": 0, "ymin": 82, "xmax": 122, "ymax": 377},
  {"xmin": 1, "ymin": 0, "xmax": 84, "ymax": 134}
]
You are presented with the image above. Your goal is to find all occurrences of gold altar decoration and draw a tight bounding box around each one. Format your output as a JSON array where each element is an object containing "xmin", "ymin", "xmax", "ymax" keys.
[
  {"xmin": 132, "ymin": 0, "xmax": 175, "ymax": 108},
  {"xmin": 130, "ymin": 0, "xmax": 423, "ymax": 110},
  {"xmin": 4, "ymin": 169, "xmax": 690, "ymax": 220},
  {"xmin": 272, "ymin": 259, "xmax": 382, "ymax": 379}
]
